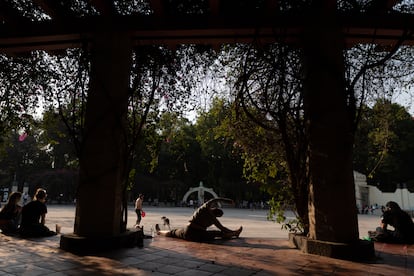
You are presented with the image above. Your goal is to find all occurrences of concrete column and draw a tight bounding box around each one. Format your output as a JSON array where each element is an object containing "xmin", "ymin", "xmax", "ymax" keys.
[
  {"xmin": 74, "ymin": 30, "xmax": 131, "ymax": 237},
  {"xmin": 303, "ymin": 13, "xmax": 359, "ymax": 243}
]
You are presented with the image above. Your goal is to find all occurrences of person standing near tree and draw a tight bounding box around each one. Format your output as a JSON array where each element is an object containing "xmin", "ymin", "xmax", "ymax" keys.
[{"xmin": 135, "ymin": 194, "xmax": 144, "ymax": 227}]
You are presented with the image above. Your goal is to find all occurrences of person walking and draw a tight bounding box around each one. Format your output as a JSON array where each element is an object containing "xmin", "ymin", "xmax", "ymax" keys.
[{"xmin": 135, "ymin": 194, "xmax": 144, "ymax": 227}]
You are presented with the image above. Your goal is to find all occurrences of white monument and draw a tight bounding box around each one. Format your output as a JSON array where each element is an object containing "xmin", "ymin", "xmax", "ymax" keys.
[{"xmin": 182, "ymin": 181, "xmax": 218, "ymax": 205}]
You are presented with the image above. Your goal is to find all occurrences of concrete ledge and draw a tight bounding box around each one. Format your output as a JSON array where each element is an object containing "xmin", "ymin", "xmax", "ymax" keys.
[
  {"xmin": 289, "ymin": 233, "xmax": 375, "ymax": 261},
  {"xmin": 60, "ymin": 228, "xmax": 144, "ymax": 255}
]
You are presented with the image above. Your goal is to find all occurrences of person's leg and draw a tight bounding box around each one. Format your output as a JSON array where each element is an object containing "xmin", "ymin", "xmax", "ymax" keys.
[
  {"xmin": 0, "ymin": 220, "xmax": 17, "ymax": 235},
  {"xmin": 203, "ymin": 230, "xmax": 222, "ymax": 240},
  {"xmin": 156, "ymin": 224, "xmax": 172, "ymax": 237},
  {"xmin": 135, "ymin": 209, "xmax": 141, "ymax": 225},
  {"xmin": 370, "ymin": 227, "xmax": 392, "ymax": 242},
  {"xmin": 157, "ymin": 230, "xmax": 172, "ymax": 237},
  {"xmin": 200, "ymin": 226, "xmax": 243, "ymax": 241},
  {"xmin": 221, "ymin": 226, "xmax": 243, "ymax": 239},
  {"xmin": 20, "ymin": 223, "xmax": 56, "ymax": 237},
  {"xmin": 156, "ymin": 224, "xmax": 185, "ymax": 238},
  {"xmin": 138, "ymin": 209, "xmax": 142, "ymax": 224}
]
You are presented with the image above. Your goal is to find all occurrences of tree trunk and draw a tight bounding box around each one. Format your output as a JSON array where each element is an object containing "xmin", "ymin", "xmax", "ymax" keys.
[
  {"xmin": 302, "ymin": 12, "xmax": 359, "ymax": 243},
  {"xmin": 74, "ymin": 30, "xmax": 131, "ymax": 237}
]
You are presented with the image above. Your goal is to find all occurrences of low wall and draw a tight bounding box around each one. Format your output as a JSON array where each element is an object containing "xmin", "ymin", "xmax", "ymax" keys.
[{"xmin": 369, "ymin": 186, "xmax": 414, "ymax": 211}]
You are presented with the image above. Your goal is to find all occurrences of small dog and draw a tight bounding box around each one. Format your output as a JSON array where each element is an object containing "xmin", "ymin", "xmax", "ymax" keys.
[{"xmin": 161, "ymin": 216, "xmax": 171, "ymax": 230}]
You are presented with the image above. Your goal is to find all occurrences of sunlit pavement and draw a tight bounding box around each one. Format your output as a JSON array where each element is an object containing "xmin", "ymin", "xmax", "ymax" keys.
[
  {"xmin": 0, "ymin": 205, "xmax": 412, "ymax": 275},
  {"xmin": 44, "ymin": 205, "xmax": 381, "ymax": 239}
]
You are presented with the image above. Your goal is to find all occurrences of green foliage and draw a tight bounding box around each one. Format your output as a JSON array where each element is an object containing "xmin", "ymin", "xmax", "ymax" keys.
[
  {"xmin": 0, "ymin": 49, "xmax": 89, "ymax": 201},
  {"xmin": 127, "ymin": 169, "xmax": 136, "ymax": 191},
  {"xmin": 222, "ymin": 43, "xmax": 309, "ymax": 233},
  {"xmin": 39, "ymin": 108, "xmax": 78, "ymax": 168},
  {"xmin": 227, "ymin": 108, "xmax": 300, "ymax": 231},
  {"xmin": 0, "ymin": 54, "xmax": 41, "ymax": 132},
  {"xmin": 198, "ymin": 97, "xmax": 301, "ymax": 231},
  {"xmin": 267, "ymin": 198, "xmax": 303, "ymax": 233},
  {"xmin": 194, "ymin": 98, "xmax": 246, "ymax": 198},
  {"xmin": 354, "ymin": 99, "xmax": 414, "ymax": 192}
]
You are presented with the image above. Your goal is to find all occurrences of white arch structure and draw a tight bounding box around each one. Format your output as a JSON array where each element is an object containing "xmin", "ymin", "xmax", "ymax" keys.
[{"xmin": 182, "ymin": 182, "xmax": 218, "ymax": 204}]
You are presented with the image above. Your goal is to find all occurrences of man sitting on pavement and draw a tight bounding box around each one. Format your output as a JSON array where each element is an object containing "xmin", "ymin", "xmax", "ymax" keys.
[{"xmin": 156, "ymin": 197, "xmax": 242, "ymax": 242}]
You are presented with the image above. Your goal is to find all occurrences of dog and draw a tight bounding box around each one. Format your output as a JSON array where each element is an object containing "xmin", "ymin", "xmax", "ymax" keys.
[{"xmin": 161, "ymin": 216, "xmax": 171, "ymax": 230}]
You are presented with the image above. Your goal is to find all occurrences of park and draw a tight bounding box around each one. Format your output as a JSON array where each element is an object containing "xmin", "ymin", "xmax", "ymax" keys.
[{"xmin": 2, "ymin": 1, "xmax": 414, "ymax": 274}]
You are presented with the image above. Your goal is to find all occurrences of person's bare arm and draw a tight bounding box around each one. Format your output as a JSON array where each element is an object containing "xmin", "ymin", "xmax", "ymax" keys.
[
  {"xmin": 212, "ymin": 216, "xmax": 232, "ymax": 232},
  {"xmin": 40, "ymin": 214, "xmax": 46, "ymax": 225},
  {"xmin": 381, "ymin": 218, "xmax": 388, "ymax": 230}
]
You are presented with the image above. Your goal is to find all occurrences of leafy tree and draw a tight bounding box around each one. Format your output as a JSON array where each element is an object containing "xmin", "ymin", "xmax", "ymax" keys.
[
  {"xmin": 216, "ymin": 5, "xmax": 414, "ymax": 235},
  {"xmin": 0, "ymin": 53, "xmax": 45, "ymax": 136},
  {"xmin": 354, "ymin": 100, "xmax": 414, "ymax": 192},
  {"xmin": 124, "ymin": 45, "xmax": 216, "ymax": 217},
  {"xmin": 0, "ymin": 120, "xmax": 49, "ymax": 191},
  {"xmin": 40, "ymin": 108, "xmax": 79, "ymax": 169},
  {"xmin": 152, "ymin": 112, "xmax": 201, "ymax": 202},
  {"xmin": 225, "ymin": 104, "xmax": 296, "ymax": 226},
  {"xmin": 195, "ymin": 98, "xmax": 246, "ymax": 200},
  {"xmin": 0, "ymin": 49, "xmax": 89, "ymax": 201},
  {"xmin": 218, "ymin": 43, "xmax": 309, "ymax": 233},
  {"xmin": 35, "ymin": 108, "xmax": 79, "ymax": 201}
]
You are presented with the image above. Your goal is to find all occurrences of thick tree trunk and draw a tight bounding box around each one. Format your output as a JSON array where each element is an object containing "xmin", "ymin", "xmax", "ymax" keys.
[
  {"xmin": 74, "ymin": 31, "xmax": 131, "ymax": 237},
  {"xmin": 302, "ymin": 13, "xmax": 359, "ymax": 243}
]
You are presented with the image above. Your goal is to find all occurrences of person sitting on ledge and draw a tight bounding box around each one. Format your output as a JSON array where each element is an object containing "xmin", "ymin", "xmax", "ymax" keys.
[
  {"xmin": 156, "ymin": 197, "xmax": 242, "ymax": 242},
  {"xmin": 369, "ymin": 201, "xmax": 414, "ymax": 244},
  {"xmin": 19, "ymin": 188, "xmax": 56, "ymax": 237},
  {"xmin": 0, "ymin": 192, "xmax": 22, "ymax": 235}
]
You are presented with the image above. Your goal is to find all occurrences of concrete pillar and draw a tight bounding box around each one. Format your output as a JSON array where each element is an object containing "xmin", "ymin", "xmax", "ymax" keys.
[
  {"xmin": 74, "ymin": 30, "xmax": 131, "ymax": 237},
  {"xmin": 302, "ymin": 12, "xmax": 359, "ymax": 243}
]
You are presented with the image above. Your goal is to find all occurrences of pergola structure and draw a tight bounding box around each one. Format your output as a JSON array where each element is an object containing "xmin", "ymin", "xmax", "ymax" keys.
[
  {"xmin": 1, "ymin": 0, "xmax": 413, "ymax": 258},
  {"xmin": 1, "ymin": 1, "xmax": 414, "ymax": 52}
]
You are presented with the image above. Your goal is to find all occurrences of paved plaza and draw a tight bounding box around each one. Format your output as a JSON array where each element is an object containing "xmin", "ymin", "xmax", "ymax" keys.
[
  {"xmin": 0, "ymin": 205, "xmax": 413, "ymax": 275},
  {"xmin": 43, "ymin": 204, "xmax": 382, "ymax": 240}
]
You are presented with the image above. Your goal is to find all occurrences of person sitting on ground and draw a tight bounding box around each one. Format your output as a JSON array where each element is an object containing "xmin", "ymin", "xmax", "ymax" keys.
[
  {"xmin": 0, "ymin": 192, "xmax": 22, "ymax": 234},
  {"xmin": 369, "ymin": 201, "xmax": 414, "ymax": 244},
  {"xmin": 19, "ymin": 188, "xmax": 56, "ymax": 237},
  {"xmin": 156, "ymin": 197, "xmax": 242, "ymax": 242}
]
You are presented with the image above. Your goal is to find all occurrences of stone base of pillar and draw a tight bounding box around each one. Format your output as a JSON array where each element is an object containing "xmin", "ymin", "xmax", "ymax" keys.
[
  {"xmin": 60, "ymin": 228, "xmax": 144, "ymax": 255},
  {"xmin": 288, "ymin": 233, "xmax": 375, "ymax": 261}
]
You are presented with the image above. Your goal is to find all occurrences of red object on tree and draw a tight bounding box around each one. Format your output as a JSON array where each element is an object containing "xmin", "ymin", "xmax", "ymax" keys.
[{"xmin": 19, "ymin": 133, "xmax": 28, "ymax": 141}]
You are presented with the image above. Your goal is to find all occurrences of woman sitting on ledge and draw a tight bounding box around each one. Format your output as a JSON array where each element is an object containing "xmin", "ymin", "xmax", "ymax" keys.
[
  {"xmin": 0, "ymin": 192, "xmax": 22, "ymax": 235},
  {"xmin": 369, "ymin": 201, "xmax": 414, "ymax": 244}
]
